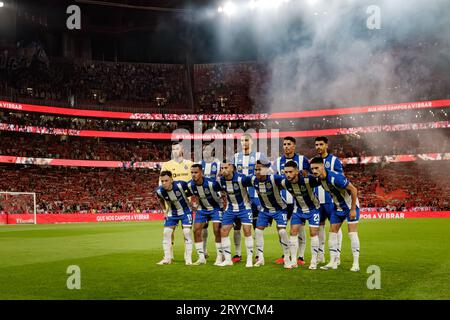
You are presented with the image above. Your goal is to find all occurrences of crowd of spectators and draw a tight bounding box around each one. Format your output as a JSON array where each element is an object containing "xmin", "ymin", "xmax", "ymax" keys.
[
  {"xmin": 346, "ymin": 162, "xmax": 450, "ymax": 211},
  {"xmin": 0, "ymin": 165, "xmax": 161, "ymax": 214},
  {"xmin": 1, "ymin": 60, "xmax": 189, "ymax": 112},
  {"xmin": 0, "ymin": 132, "xmax": 172, "ymax": 161},
  {"xmin": 194, "ymin": 62, "xmax": 269, "ymax": 114},
  {"xmin": 0, "ymin": 127, "xmax": 448, "ymax": 162},
  {"xmin": 1, "ymin": 106, "xmax": 447, "ymax": 134}
]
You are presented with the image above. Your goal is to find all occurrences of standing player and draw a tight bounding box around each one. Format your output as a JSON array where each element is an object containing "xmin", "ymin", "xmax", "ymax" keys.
[
  {"xmin": 273, "ymin": 136, "xmax": 310, "ymax": 266},
  {"xmin": 156, "ymin": 171, "xmax": 193, "ymax": 265},
  {"xmin": 314, "ymin": 136, "xmax": 344, "ymax": 265},
  {"xmin": 187, "ymin": 164, "xmax": 224, "ymax": 266},
  {"xmin": 215, "ymin": 161, "xmax": 254, "ymax": 267},
  {"xmin": 281, "ymin": 161, "xmax": 321, "ymax": 270},
  {"xmin": 198, "ymin": 143, "xmax": 222, "ymax": 258},
  {"xmin": 232, "ymin": 133, "xmax": 268, "ymax": 262},
  {"xmin": 252, "ymin": 160, "xmax": 291, "ymax": 268},
  {"xmin": 160, "ymin": 142, "xmax": 194, "ymax": 260},
  {"xmin": 310, "ymin": 157, "xmax": 361, "ymax": 272}
]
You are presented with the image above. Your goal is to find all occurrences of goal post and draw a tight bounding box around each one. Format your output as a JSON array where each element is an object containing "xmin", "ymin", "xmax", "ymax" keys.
[{"xmin": 0, "ymin": 192, "xmax": 37, "ymax": 225}]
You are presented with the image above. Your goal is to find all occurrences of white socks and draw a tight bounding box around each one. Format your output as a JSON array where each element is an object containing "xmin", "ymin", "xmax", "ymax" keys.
[
  {"xmin": 337, "ymin": 228, "xmax": 343, "ymax": 259},
  {"xmin": 298, "ymin": 225, "xmax": 306, "ymax": 259},
  {"xmin": 215, "ymin": 242, "xmax": 223, "ymax": 258},
  {"xmin": 162, "ymin": 227, "xmax": 173, "ymax": 260},
  {"xmin": 255, "ymin": 228, "xmax": 264, "ymax": 260},
  {"xmin": 221, "ymin": 236, "xmax": 232, "ymax": 262},
  {"xmin": 278, "ymin": 229, "xmax": 290, "ymax": 258},
  {"xmin": 245, "ymin": 236, "xmax": 254, "ymax": 264},
  {"xmin": 234, "ymin": 229, "xmax": 242, "ymax": 256},
  {"xmin": 310, "ymin": 235, "xmax": 319, "ymax": 263},
  {"xmin": 318, "ymin": 225, "xmax": 326, "ymax": 257},
  {"xmin": 195, "ymin": 242, "xmax": 205, "ymax": 260},
  {"xmin": 183, "ymin": 228, "xmax": 193, "ymax": 263},
  {"xmin": 202, "ymin": 228, "xmax": 208, "ymax": 255},
  {"xmin": 328, "ymin": 232, "xmax": 338, "ymax": 264},
  {"xmin": 289, "ymin": 235, "xmax": 298, "ymax": 264},
  {"xmin": 348, "ymin": 232, "xmax": 360, "ymax": 265}
]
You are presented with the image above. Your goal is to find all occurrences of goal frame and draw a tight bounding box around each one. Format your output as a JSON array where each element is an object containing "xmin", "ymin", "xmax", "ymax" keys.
[{"xmin": 0, "ymin": 192, "xmax": 37, "ymax": 225}]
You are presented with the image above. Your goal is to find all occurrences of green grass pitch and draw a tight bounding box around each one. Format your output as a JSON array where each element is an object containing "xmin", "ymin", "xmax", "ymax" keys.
[{"xmin": 0, "ymin": 218, "xmax": 449, "ymax": 300}]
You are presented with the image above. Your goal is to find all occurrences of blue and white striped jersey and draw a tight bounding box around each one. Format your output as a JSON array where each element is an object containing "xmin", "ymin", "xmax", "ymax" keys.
[
  {"xmin": 187, "ymin": 177, "xmax": 223, "ymax": 211},
  {"xmin": 281, "ymin": 174, "xmax": 320, "ymax": 214},
  {"xmin": 233, "ymin": 151, "xmax": 268, "ymax": 198},
  {"xmin": 217, "ymin": 173, "xmax": 253, "ymax": 213},
  {"xmin": 156, "ymin": 181, "xmax": 191, "ymax": 217},
  {"xmin": 250, "ymin": 174, "xmax": 287, "ymax": 213},
  {"xmin": 273, "ymin": 153, "xmax": 310, "ymax": 204},
  {"xmin": 319, "ymin": 170, "xmax": 359, "ymax": 212},
  {"xmin": 315, "ymin": 154, "xmax": 344, "ymax": 204},
  {"xmin": 200, "ymin": 159, "xmax": 221, "ymax": 179}
]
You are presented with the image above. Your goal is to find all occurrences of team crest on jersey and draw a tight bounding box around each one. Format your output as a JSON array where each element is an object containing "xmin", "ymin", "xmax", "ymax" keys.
[
  {"xmin": 176, "ymin": 191, "xmax": 181, "ymax": 197},
  {"xmin": 325, "ymin": 162, "xmax": 331, "ymax": 169},
  {"xmin": 301, "ymin": 185, "xmax": 307, "ymax": 192},
  {"xmin": 250, "ymin": 156, "xmax": 255, "ymax": 162},
  {"xmin": 266, "ymin": 182, "xmax": 272, "ymax": 189},
  {"xmin": 205, "ymin": 188, "xmax": 210, "ymax": 194},
  {"xmin": 233, "ymin": 183, "xmax": 240, "ymax": 190},
  {"xmin": 212, "ymin": 164, "xmax": 217, "ymax": 171},
  {"xmin": 238, "ymin": 165, "xmax": 243, "ymax": 171},
  {"xmin": 184, "ymin": 165, "xmax": 188, "ymax": 170}
]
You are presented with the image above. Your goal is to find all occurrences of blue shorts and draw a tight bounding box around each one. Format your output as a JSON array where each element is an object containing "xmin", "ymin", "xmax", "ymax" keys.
[
  {"xmin": 286, "ymin": 203, "xmax": 295, "ymax": 220},
  {"xmin": 251, "ymin": 197, "xmax": 261, "ymax": 219},
  {"xmin": 256, "ymin": 210, "xmax": 288, "ymax": 228},
  {"xmin": 194, "ymin": 209, "xmax": 222, "ymax": 224},
  {"xmin": 164, "ymin": 213, "xmax": 193, "ymax": 227},
  {"xmin": 291, "ymin": 208, "xmax": 321, "ymax": 227},
  {"xmin": 222, "ymin": 209, "xmax": 253, "ymax": 226},
  {"xmin": 330, "ymin": 208, "xmax": 360, "ymax": 225},
  {"xmin": 319, "ymin": 202, "xmax": 335, "ymax": 222}
]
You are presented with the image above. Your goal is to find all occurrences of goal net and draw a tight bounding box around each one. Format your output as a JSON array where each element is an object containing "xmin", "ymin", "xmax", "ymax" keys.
[{"xmin": 0, "ymin": 192, "xmax": 37, "ymax": 225}]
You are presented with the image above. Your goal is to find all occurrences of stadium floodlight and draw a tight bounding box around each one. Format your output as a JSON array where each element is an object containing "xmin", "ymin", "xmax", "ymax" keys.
[
  {"xmin": 307, "ymin": 0, "xmax": 319, "ymax": 6},
  {"xmin": 0, "ymin": 2, "xmax": 4, "ymax": 8},
  {"xmin": 0, "ymin": 192, "xmax": 37, "ymax": 225},
  {"xmin": 221, "ymin": 1, "xmax": 237, "ymax": 16}
]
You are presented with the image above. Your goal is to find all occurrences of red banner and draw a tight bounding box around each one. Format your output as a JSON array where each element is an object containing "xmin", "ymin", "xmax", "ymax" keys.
[
  {"xmin": 360, "ymin": 211, "xmax": 450, "ymax": 219},
  {"xmin": 0, "ymin": 121, "xmax": 448, "ymax": 140},
  {"xmin": 1, "ymin": 99, "xmax": 449, "ymax": 121},
  {"xmin": 1, "ymin": 211, "xmax": 449, "ymax": 225},
  {"xmin": 2, "ymin": 212, "xmax": 165, "ymax": 225}
]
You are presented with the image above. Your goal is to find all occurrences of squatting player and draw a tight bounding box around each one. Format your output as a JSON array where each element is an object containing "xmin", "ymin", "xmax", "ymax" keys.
[
  {"xmin": 232, "ymin": 133, "xmax": 268, "ymax": 262},
  {"xmin": 314, "ymin": 136, "xmax": 344, "ymax": 265},
  {"xmin": 215, "ymin": 161, "xmax": 254, "ymax": 267},
  {"xmin": 156, "ymin": 171, "xmax": 193, "ymax": 265},
  {"xmin": 252, "ymin": 160, "xmax": 291, "ymax": 268},
  {"xmin": 273, "ymin": 136, "xmax": 310, "ymax": 266},
  {"xmin": 310, "ymin": 157, "xmax": 361, "ymax": 272},
  {"xmin": 281, "ymin": 161, "xmax": 321, "ymax": 270},
  {"xmin": 187, "ymin": 164, "xmax": 224, "ymax": 266}
]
